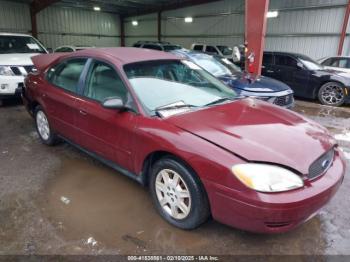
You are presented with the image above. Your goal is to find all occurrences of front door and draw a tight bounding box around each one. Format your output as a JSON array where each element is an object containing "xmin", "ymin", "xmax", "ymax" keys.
[
  {"xmin": 75, "ymin": 60, "xmax": 137, "ymax": 171},
  {"xmin": 274, "ymin": 54, "xmax": 310, "ymax": 97}
]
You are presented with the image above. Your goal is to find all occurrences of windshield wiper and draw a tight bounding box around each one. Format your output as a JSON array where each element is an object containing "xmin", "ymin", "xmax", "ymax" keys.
[
  {"xmin": 205, "ymin": 98, "xmax": 234, "ymax": 107},
  {"xmin": 156, "ymin": 104, "xmax": 196, "ymax": 111}
]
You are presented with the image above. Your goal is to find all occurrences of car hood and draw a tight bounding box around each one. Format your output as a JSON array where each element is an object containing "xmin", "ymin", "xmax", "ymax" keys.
[
  {"xmin": 0, "ymin": 53, "xmax": 39, "ymax": 66},
  {"xmin": 165, "ymin": 99, "xmax": 336, "ymax": 175},
  {"xmin": 219, "ymin": 72, "xmax": 291, "ymax": 93}
]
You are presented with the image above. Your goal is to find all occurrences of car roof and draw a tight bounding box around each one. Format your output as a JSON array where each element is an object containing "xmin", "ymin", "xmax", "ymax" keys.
[
  {"xmin": 69, "ymin": 47, "xmax": 180, "ymax": 64},
  {"xmin": 0, "ymin": 32, "xmax": 33, "ymax": 37},
  {"xmin": 264, "ymin": 51, "xmax": 307, "ymax": 58},
  {"xmin": 171, "ymin": 49, "xmax": 213, "ymax": 59}
]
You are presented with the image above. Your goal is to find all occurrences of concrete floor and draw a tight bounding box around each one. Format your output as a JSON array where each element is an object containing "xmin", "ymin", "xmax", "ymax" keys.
[{"xmin": 0, "ymin": 98, "xmax": 349, "ymax": 255}]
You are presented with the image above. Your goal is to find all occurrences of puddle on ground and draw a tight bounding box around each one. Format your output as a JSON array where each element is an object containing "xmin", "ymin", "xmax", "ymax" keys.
[{"xmin": 39, "ymin": 150, "xmax": 331, "ymax": 255}]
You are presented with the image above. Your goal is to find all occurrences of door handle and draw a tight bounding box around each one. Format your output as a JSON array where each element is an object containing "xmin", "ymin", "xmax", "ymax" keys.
[
  {"xmin": 267, "ymin": 70, "xmax": 274, "ymax": 73},
  {"xmin": 42, "ymin": 93, "xmax": 46, "ymax": 97},
  {"xmin": 79, "ymin": 110, "xmax": 87, "ymax": 116}
]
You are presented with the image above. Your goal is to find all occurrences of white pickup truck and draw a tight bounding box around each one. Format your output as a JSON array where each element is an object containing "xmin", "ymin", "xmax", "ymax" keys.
[{"xmin": 0, "ymin": 33, "xmax": 48, "ymax": 105}]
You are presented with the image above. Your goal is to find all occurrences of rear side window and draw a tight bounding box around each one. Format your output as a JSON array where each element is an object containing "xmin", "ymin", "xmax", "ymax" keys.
[
  {"xmin": 263, "ymin": 53, "xmax": 274, "ymax": 65},
  {"xmin": 142, "ymin": 44, "xmax": 162, "ymax": 51},
  {"xmin": 47, "ymin": 58, "xmax": 87, "ymax": 93},
  {"xmin": 193, "ymin": 45, "xmax": 203, "ymax": 51},
  {"xmin": 84, "ymin": 61, "xmax": 128, "ymax": 103},
  {"xmin": 326, "ymin": 58, "xmax": 350, "ymax": 68},
  {"xmin": 275, "ymin": 55, "xmax": 298, "ymax": 68},
  {"xmin": 321, "ymin": 58, "xmax": 334, "ymax": 66},
  {"xmin": 205, "ymin": 46, "xmax": 219, "ymax": 54}
]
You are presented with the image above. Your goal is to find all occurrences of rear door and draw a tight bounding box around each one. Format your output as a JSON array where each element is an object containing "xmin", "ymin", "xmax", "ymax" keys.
[
  {"xmin": 76, "ymin": 59, "xmax": 137, "ymax": 171},
  {"xmin": 44, "ymin": 58, "xmax": 87, "ymax": 142}
]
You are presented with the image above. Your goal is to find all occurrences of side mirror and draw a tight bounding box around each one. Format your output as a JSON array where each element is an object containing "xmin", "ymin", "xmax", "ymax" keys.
[
  {"xmin": 297, "ymin": 62, "xmax": 304, "ymax": 70},
  {"xmin": 232, "ymin": 46, "xmax": 241, "ymax": 62},
  {"xmin": 47, "ymin": 48, "xmax": 53, "ymax": 53},
  {"xmin": 102, "ymin": 97, "xmax": 125, "ymax": 110}
]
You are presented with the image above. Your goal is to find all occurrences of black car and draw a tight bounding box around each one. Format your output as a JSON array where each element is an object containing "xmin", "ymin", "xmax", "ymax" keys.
[
  {"xmin": 262, "ymin": 51, "xmax": 350, "ymax": 106},
  {"xmin": 133, "ymin": 41, "xmax": 182, "ymax": 52}
]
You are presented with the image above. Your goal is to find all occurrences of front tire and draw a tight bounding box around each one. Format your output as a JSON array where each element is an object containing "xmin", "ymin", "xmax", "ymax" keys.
[
  {"xmin": 318, "ymin": 82, "xmax": 345, "ymax": 107},
  {"xmin": 34, "ymin": 106, "xmax": 58, "ymax": 146},
  {"xmin": 149, "ymin": 157, "xmax": 210, "ymax": 229}
]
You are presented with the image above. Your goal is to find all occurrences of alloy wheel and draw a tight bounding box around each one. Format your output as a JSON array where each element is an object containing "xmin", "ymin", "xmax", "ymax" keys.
[
  {"xmin": 321, "ymin": 84, "xmax": 344, "ymax": 105},
  {"xmin": 155, "ymin": 169, "xmax": 191, "ymax": 220},
  {"xmin": 36, "ymin": 111, "xmax": 50, "ymax": 140}
]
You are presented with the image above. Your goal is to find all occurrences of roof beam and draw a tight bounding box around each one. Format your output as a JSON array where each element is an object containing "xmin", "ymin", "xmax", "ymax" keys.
[
  {"xmin": 123, "ymin": 0, "xmax": 221, "ymax": 17},
  {"xmin": 31, "ymin": 0, "xmax": 61, "ymax": 14}
]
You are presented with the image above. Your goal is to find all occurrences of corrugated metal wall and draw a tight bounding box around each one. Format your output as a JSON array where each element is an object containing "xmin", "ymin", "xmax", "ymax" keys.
[
  {"xmin": 0, "ymin": 0, "xmax": 349, "ymax": 59},
  {"xmin": 124, "ymin": 0, "xmax": 349, "ymax": 59},
  {"xmin": 37, "ymin": 7, "xmax": 120, "ymax": 49},
  {"xmin": 0, "ymin": 0, "xmax": 120, "ymax": 49},
  {"xmin": 124, "ymin": 13, "xmax": 158, "ymax": 46},
  {"xmin": 0, "ymin": 0, "xmax": 31, "ymax": 33},
  {"xmin": 267, "ymin": 0, "xmax": 348, "ymax": 59}
]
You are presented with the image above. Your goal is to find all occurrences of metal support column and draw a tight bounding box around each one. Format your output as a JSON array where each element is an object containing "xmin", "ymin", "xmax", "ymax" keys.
[
  {"xmin": 245, "ymin": 0, "xmax": 269, "ymax": 75},
  {"xmin": 157, "ymin": 11, "xmax": 162, "ymax": 42},
  {"xmin": 120, "ymin": 16, "xmax": 125, "ymax": 47},
  {"xmin": 338, "ymin": 0, "xmax": 350, "ymax": 55}
]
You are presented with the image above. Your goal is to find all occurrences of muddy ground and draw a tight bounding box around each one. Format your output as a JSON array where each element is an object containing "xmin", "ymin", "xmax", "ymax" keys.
[{"xmin": 0, "ymin": 98, "xmax": 349, "ymax": 256}]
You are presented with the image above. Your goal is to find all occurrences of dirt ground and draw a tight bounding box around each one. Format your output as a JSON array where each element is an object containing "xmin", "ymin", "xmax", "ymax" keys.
[{"xmin": 0, "ymin": 98, "xmax": 349, "ymax": 256}]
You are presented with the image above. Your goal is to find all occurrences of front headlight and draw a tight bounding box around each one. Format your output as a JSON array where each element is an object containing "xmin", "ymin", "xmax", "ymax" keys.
[
  {"xmin": 232, "ymin": 164, "xmax": 304, "ymax": 193},
  {"xmin": 0, "ymin": 66, "xmax": 14, "ymax": 76}
]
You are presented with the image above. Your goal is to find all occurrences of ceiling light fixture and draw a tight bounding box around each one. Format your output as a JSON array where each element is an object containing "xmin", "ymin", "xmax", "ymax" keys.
[
  {"xmin": 93, "ymin": 6, "xmax": 101, "ymax": 11},
  {"xmin": 132, "ymin": 20, "xmax": 138, "ymax": 26},
  {"xmin": 267, "ymin": 11, "xmax": 279, "ymax": 18},
  {"xmin": 184, "ymin": 17, "xmax": 193, "ymax": 23}
]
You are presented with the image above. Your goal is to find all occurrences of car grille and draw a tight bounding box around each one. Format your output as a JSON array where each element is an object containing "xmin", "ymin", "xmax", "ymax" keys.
[
  {"xmin": 273, "ymin": 94, "xmax": 294, "ymax": 106},
  {"xmin": 308, "ymin": 148, "xmax": 334, "ymax": 180},
  {"xmin": 10, "ymin": 65, "xmax": 35, "ymax": 76}
]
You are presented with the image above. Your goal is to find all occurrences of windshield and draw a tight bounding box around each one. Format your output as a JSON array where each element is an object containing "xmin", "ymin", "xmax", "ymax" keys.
[
  {"xmin": 217, "ymin": 46, "xmax": 233, "ymax": 56},
  {"xmin": 124, "ymin": 60, "xmax": 237, "ymax": 114},
  {"xmin": 298, "ymin": 55, "xmax": 323, "ymax": 70},
  {"xmin": 0, "ymin": 35, "xmax": 46, "ymax": 54},
  {"xmin": 163, "ymin": 45, "xmax": 182, "ymax": 51},
  {"xmin": 190, "ymin": 55, "xmax": 234, "ymax": 77},
  {"xmin": 215, "ymin": 57, "xmax": 242, "ymax": 73}
]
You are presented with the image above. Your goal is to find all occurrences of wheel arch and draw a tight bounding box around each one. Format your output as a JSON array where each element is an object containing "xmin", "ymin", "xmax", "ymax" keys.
[{"xmin": 315, "ymin": 80, "xmax": 345, "ymax": 98}]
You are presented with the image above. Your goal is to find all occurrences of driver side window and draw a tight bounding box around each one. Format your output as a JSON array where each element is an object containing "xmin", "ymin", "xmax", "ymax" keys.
[{"xmin": 84, "ymin": 61, "xmax": 128, "ymax": 103}]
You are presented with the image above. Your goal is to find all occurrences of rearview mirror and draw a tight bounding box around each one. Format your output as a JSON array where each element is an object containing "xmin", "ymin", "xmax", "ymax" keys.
[{"xmin": 102, "ymin": 97, "xmax": 125, "ymax": 110}]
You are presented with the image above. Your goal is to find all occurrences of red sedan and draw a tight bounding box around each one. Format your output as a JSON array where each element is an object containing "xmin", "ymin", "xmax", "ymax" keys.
[{"xmin": 22, "ymin": 48, "xmax": 346, "ymax": 233}]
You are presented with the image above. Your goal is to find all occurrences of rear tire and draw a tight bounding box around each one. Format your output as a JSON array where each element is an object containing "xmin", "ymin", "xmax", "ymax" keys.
[
  {"xmin": 34, "ymin": 106, "xmax": 58, "ymax": 146},
  {"xmin": 149, "ymin": 157, "xmax": 210, "ymax": 230},
  {"xmin": 318, "ymin": 82, "xmax": 345, "ymax": 107}
]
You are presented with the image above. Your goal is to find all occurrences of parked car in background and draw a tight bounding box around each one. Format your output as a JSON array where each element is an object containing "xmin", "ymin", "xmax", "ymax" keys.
[
  {"xmin": 0, "ymin": 33, "xmax": 47, "ymax": 106},
  {"xmin": 54, "ymin": 45, "xmax": 93, "ymax": 53},
  {"xmin": 172, "ymin": 49, "xmax": 294, "ymax": 108},
  {"xmin": 191, "ymin": 43, "xmax": 234, "ymax": 61},
  {"xmin": 23, "ymin": 48, "xmax": 345, "ymax": 233},
  {"xmin": 262, "ymin": 52, "xmax": 350, "ymax": 107},
  {"xmin": 133, "ymin": 41, "xmax": 182, "ymax": 52},
  {"xmin": 319, "ymin": 56, "xmax": 350, "ymax": 74}
]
